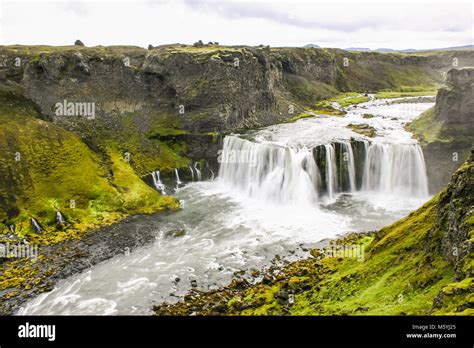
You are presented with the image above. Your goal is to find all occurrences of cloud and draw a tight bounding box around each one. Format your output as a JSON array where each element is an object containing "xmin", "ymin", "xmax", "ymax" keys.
[
  {"xmin": 0, "ymin": 0, "xmax": 472, "ymax": 49},
  {"xmin": 180, "ymin": 0, "xmax": 472, "ymax": 32},
  {"xmin": 59, "ymin": 2, "xmax": 89, "ymax": 17}
]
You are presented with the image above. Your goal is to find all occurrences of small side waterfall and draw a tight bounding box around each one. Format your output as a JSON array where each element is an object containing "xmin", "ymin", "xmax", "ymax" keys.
[
  {"xmin": 151, "ymin": 170, "xmax": 166, "ymax": 194},
  {"xmin": 187, "ymin": 162, "xmax": 203, "ymax": 181},
  {"xmin": 56, "ymin": 210, "xmax": 66, "ymax": 225},
  {"xmin": 209, "ymin": 167, "xmax": 215, "ymax": 181},
  {"xmin": 174, "ymin": 169, "xmax": 182, "ymax": 185},
  {"xmin": 218, "ymin": 135, "xmax": 429, "ymax": 203},
  {"xmin": 30, "ymin": 217, "xmax": 42, "ymax": 234},
  {"xmin": 193, "ymin": 162, "xmax": 202, "ymax": 181}
]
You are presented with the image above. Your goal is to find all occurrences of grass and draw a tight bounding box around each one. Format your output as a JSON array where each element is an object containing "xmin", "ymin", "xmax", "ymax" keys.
[
  {"xmin": 287, "ymin": 112, "xmax": 315, "ymax": 123},
  {"xmin": 283, "ymin": 74, "xmax": 339, "ymax": 107},
  {"xmin": 316, "ymin": 92, "xmax": 369, "ymax": 108},
  {"xmin": 406, "ymin": 106, "xmax": 449, "ymax": 144},
  {"xmin": 308, "ymin": 92, "xmax": 369, "ymax": 116},
  {"xmin": 375, "ymin": 89, "xmax": 437, "ymax": 99},
  {"xmin": 331, "ymin": 92, "xmax": 369, "ymax": 107}
]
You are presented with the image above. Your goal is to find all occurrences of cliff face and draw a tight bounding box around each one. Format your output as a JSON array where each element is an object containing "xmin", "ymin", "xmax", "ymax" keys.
[
  {"xmin": 437, "ymin": 154, "xmax": 473, "ymax": 273},
  {"xmin": 435, "ymin": 67, "xmax": 474, "ymax": 136},
  {"xmin": 407, "ymin": 67, "xmax": 474, "ymax": 193},
  {"xmin": 3, "ymin": 45, "xmax": 473, "ymax": 135}
]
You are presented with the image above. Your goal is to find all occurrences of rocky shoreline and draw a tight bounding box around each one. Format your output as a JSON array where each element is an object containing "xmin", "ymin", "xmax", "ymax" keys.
[
  {"xmin": 153, "ymin": 232, "xmax": 376, "ymax": 316},
  {"xmin": 0, "ymin": 211, "xmax": 175, "ymax": 315}
]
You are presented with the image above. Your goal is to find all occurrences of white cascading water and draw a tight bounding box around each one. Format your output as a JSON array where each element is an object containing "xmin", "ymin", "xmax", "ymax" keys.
[
  {"xmin": 324, "ymin": 143, "xmax": 338, "ymax": 199},
  {"xmin": 30, "ymin": 217, "xmax": 42, "ymax": 233},
  {"xmin": 341, "ymin": 141, "xmax": 356, "ymax": 192},
  {"xmin": 193, "ymin": 162, "xmax": 202, "ymax": 181},
  {"xmin": 218, "ymin": 136, "xmax": 320, "ymax": 205},
  {"xmin": 362, "ymin": 142, "xmax": 428, "ymax": 197},
  {"xmin": 56, "ymin": 210, "xmax": 66, "ymax": 224},
  {"xmin": 209, "ymin": 167, "xmax": 215, "ymax": 181},
  {"xmin": 151, "ymin": 170, "xmax": 166, "ymax": 194},
  {"xmin": 174, "ymin": 169, "xmax": 182, "ymax": 184},
  {"xmin": 189, "ymin": 166, "xmax": 195, "ymax": 181},
  {"xmin": 218, "ymin": 135, "xmax": 428, "ymax": 203}
]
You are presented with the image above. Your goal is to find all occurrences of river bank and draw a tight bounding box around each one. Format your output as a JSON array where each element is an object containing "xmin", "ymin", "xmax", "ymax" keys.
[{"xmin": 0, "ymin": 211, "xmax": 176, "ymax": 315}]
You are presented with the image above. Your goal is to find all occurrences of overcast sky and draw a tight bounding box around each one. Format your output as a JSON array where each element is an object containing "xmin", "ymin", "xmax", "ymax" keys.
[{"xmin": 0, "ymin": 0, "xmax": 472, "ymax": 49}]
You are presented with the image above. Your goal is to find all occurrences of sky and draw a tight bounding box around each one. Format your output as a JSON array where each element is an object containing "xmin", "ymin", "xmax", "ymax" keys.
[{"xmin": 0, "ymin": 0, "xmax": 472, "ymax": 50}]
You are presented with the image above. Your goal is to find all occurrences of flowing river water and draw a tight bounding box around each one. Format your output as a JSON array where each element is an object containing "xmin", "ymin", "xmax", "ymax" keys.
[{"xmin": 18, "ymin": 97, "xmax": 434, "ymax": 315}]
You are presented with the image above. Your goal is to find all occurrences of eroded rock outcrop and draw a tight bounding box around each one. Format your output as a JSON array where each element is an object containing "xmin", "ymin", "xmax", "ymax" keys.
[
  {"xmin": 435, "ymin": 67, "xmax": 474, "ymax": 137},
  {"xmin": 408, "ymin": 67, "xmax": 474, "ymax": 192}
]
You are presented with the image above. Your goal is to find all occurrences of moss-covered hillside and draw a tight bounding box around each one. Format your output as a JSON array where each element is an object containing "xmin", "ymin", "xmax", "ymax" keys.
[
  {"xmin": 154, "ymin": 156, "xmax": 473, "ymax": 316},
  {"xmin": 0, "ymin": 84, "xmax": 178, "ymax": 244}
]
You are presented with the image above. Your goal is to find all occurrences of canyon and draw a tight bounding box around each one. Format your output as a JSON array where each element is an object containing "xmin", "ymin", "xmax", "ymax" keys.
[{"xmin": 0, "ymin": 44, "xmax": 473, "ymax": 315}]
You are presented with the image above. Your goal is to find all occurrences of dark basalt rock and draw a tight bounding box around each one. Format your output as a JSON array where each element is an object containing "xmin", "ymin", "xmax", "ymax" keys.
[{"xmin": 435, "ymin": 67, "xmax": 474, "ymax": 137}]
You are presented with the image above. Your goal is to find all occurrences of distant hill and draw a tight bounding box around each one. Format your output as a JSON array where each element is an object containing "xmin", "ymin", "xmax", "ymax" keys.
[
  {"xmin": 344, "ymin": 47, "xmax": 371, "ymax": 51},
  {"xmin": 344, "ymin": 45, "xmax": 474, "ymax": 53},
  {"xmin": 303, "ymin": 44, "xmax": 320, "ymax": 48}
]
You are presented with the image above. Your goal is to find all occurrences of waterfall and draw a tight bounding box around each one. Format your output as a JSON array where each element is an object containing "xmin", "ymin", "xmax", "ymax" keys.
[
  {"xmin": 341, "ymin": 141, "xmax": 356, "ymax": 192},
  {"xmin": 189, "ymin": 166, "xmax": 195, "ymax": 181},
  {"xmin": 218, "ymin": 136, "xmax": 320, "ymax": 205},
  {"xmin": 193, "ymin": 162, "xmax": 202, "ymax": 181},
  {"xmin": 209, "ymin": 167, "xmax": 215, "ymax": 181},
  {"xmin": 218, "ymin": 135, "xmax": 429, "ymax": 204},
  {"xmin": 56, "ymin": 210, "xmax": 66, "ymax": 224},
  {"xmin": 30, "ymin": 218, "xmax": 42, "ymax": 233},
  {"xmin": 174, "ymin": 169, "xmax": 182, "ymax": 185},
  {"xmin": 151, "ymin": 170, "xmax": 166, "ymax": 194},
  {"xmin": 324, "ymin": 144, "xmax": 338, "ymax": 199},
  {"xmin": 8, "ymin": 224, "xmax": 15, "ymax": 234},
  {"xmin": 362, "ymin": 142, "xmax": 428, "ymax": 197}
]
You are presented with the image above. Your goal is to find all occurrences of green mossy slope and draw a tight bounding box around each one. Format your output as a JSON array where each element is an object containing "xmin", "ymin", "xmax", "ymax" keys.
[
  {"xmin": 0, "ymin": 85, "xmax": 178, "ymax": 244},
  {"xmin": 154, "ymin": 158, "xmax": 473, "ymax": 316},
  {"xmin": 406, "ymin": 106, "xmax": 446, "ymax": 143}
]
